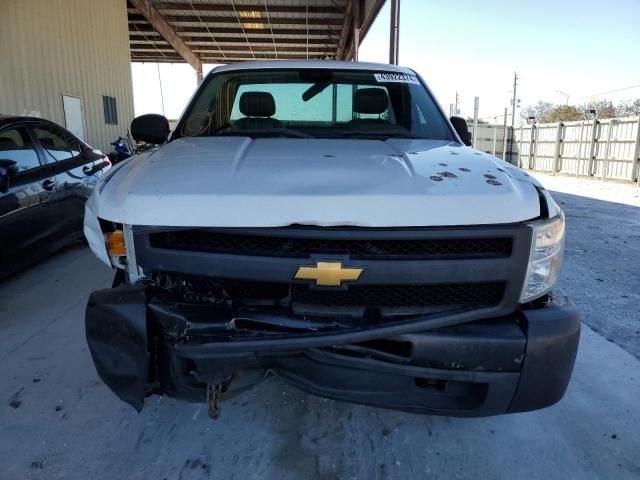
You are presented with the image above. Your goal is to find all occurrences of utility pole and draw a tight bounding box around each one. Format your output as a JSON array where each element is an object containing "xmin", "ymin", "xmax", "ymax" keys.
[
  {"xmin": 510, "ymin": 72, "xmax": 518, "ymax": 128},
  {"xmin": 454, "ymin": 92, "xmax": 460, "ymax": 115}
]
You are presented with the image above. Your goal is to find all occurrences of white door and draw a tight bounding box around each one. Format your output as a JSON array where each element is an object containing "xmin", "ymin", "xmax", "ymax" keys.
[{"xmin": 62, "ymin": 95, "xmax": 85, "ymax": 140}]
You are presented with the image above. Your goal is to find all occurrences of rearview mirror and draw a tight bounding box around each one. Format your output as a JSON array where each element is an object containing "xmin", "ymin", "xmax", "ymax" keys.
[
  {"xmin": 0, "ymin": 159, "xmax": 19, "ymax": 194},
  {"xmin": 450, "ymin": 116, "xmax": 472, "ymax": 146},
  {"xmin": 131, "ymin": 114, "xmax": 170, "ymax": 145}
]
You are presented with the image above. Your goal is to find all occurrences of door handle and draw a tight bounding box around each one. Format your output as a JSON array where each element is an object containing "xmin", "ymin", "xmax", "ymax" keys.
[{"xmin": 42, "ymin": 179, "xmax": 55, "ymax": 191}]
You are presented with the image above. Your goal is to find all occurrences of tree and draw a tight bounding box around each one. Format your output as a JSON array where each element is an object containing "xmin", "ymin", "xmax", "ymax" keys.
[
  {"xmin": 542, "ymin": 105, "xmax": 582, "ymax": 123},
  {"xmin": 521, "ymin": 97, "xmax": 640, "ymax": 124},
  {"xmin": 521, "ymin": 101, "xmax": 554, "ymax": 122},
  {"xmin": 579, "ymin": 100, "xmax": 616, "ymax": 119},
  {"xmin": 616, "ymin": 99, "xmax": 640, "ymax": 117}
]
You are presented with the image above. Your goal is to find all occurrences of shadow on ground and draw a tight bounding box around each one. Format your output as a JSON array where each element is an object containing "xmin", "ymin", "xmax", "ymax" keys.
[{"xmin": 550, "ymin": 190, "xmax": 640, "ymax": 359}]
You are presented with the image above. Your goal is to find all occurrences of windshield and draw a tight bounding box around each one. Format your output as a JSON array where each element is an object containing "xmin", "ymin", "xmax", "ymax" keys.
[{"xmin": 174, "ymin": 69, "xmax": 454, "ymax": 141}]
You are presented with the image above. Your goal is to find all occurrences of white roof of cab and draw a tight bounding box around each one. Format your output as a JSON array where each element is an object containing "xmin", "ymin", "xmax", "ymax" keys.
[{"xmin": 210, "ymin": 60, "xmax": 415, "ymax": 76}]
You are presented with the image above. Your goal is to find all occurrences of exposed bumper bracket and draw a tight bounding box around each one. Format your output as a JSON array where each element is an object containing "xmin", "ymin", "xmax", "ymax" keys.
[
  {"xmin": 85, "ymin": 286, "xmax": 580, "ymax": 417},
  {"xmin": 207, "ymin": 383, "xmax": 223, "ymax": 419}
]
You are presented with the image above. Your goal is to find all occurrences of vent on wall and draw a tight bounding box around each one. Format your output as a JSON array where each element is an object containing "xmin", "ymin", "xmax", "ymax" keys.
[{"xmin": 102, "ymin": 96, "xmax": 118, "ymax": 125}]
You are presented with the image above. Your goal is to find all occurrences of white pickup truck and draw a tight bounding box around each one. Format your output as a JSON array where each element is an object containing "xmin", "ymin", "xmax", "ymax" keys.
[{"xmin": 83, "ymin": 61, "xmax": 579, "ymax": 418}]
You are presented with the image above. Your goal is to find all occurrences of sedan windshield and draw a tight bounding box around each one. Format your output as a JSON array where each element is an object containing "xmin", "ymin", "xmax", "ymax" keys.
[{"xmin": 174, "ymin": 69, "xmax": 454, "ymax": 141}]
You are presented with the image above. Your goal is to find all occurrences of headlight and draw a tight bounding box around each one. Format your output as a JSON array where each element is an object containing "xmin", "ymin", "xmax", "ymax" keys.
[{"xmin": 520, "ymin": 212, "xmax": 565, "ymax": 302}]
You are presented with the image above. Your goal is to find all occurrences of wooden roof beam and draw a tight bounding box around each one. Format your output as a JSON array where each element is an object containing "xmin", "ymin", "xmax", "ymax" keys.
[
  {"xmin": 335, "ymin": 0, "xmax": 353, "ymax": 60},
  {"xmin": 128, "ymin": 0, "xmax": 202, "ymax": 80}
]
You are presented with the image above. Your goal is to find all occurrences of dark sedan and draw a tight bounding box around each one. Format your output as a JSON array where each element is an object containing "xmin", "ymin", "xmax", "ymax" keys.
[{"xmin": 0, "ymin": 115, "xmax": 111, "ymax": 278}]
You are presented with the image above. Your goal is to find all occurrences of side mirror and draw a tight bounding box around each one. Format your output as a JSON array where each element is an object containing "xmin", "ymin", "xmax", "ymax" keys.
[
  {"xmin": 0, "ymin": 159, "xmax": 19, "ymax": 194},
  {"xmin": 131, "ymin": 114, "xmax": 170, "ymax": 145},
  {"xmin": 450, "ymin": 116, "xmax": 472, "ymax": 146}
]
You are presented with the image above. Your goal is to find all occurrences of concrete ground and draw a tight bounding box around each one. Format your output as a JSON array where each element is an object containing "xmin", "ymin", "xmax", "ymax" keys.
[{"xmin": 1, "ymin": 174, "xmax": 639, "ymax": 480}]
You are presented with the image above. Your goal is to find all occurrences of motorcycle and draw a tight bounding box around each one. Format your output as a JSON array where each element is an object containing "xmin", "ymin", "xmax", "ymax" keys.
[{"xmin": 107, "ymin": 136, "xmax": 132, "ymax": 165}]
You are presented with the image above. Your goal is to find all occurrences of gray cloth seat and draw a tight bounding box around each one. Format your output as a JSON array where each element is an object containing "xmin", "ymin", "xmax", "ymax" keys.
[
  {"xmin": 347, "ymin": 88, "xmax": 392, "ymax": 129},
  {"xmin": 234, "ymin": 91, "xmax": 283, "ymax": 130}
]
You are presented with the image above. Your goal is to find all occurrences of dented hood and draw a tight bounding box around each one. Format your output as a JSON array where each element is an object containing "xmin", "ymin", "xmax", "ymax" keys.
[{"xmin": 88, "ymin": 136, "xmax": 542, "ymax": 227}]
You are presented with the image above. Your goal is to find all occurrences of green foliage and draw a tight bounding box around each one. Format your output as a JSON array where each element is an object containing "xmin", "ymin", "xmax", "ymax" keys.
[{"xmin": 542, "ymin": 105, "xmax": 582, "ymax": 123}]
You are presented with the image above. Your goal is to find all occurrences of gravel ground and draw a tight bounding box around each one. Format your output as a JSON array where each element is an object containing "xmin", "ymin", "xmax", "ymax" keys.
[{"xmin": 1, "ymin": 174, "xmax": 639, "ymax": 480}]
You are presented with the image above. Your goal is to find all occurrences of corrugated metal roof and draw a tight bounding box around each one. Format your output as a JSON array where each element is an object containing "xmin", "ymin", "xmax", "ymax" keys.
[{"xmin": 128, "ymin": 0, "xmax": 385, "ymax": 64}]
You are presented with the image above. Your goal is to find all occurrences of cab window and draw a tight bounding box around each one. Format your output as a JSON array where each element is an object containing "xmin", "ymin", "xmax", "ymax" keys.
[
  {"xmin": 0, "ymin": 127, "xmax": 41, "ymax": 172},
  {"xmin": 32, "ymin": 126, "xmax": 81, "ymax": 162}
]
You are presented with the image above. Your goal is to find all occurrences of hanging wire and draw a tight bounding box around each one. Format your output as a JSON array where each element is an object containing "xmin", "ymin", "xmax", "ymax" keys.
[
  {"xmin": 188, "ymin": 0, "xmax": 226, "ymax": 63},
  {"xmin": 132, "ymin": 21, "xmax": 169, "ymax": 61},
  {"xmin": 156, "ymin": 63, "xmax": 166, "ymax": 116},
  {"xmin": 230, "ymin": 0, "xmax": 256, "ymax": 60},
  {"xmin": 264, "ymin": 0, "xmax": 278, "ymax": 59},
  {"xmin": 132, "ymin": 13, "xmax": 168, "ymax": 117}
]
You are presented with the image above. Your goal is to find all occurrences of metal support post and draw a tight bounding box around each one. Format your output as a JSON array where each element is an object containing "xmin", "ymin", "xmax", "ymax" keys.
[
  {"xmin": 553, "ymin": 122, "xmax": 563, "ymax": 172},
  {"xmin": 472, "ymin": 97, "xmax": 479, "ymax": 148},
  {"xmin": 389, "ymin": 0, "xmax": 400, "ymax": 65},
  {"xmin": 502, "ymin": 108, "xmax": 508, "ymax": 161},
  {"xmin": 631, "ymin": 115, "xmax": 640, "ymax": 183},
  {"xmin": 587, "ymin": 117, "xmax": 599, "ymax": 176},
  {"xmin": 492, "ymin": 125, "xmax": 498, "ymax": 156},
  {"xmin": 602, "ymin": 119, "xmax": 616, "ymax": 180}
]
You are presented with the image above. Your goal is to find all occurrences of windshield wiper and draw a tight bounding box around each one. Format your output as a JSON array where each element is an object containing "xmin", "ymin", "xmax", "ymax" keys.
[{"xmin": 214, "ymin": 128, "xmax": 313, "ymax": 139}]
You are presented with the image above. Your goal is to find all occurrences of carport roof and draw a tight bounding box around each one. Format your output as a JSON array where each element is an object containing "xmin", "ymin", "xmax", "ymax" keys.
[{"xmin": 128, "ymin": 0, "xmax": 386, "ymax": 67}]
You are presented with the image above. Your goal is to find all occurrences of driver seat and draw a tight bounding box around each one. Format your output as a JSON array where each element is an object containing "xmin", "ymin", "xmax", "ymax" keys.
[
  {"xmin": 347, "ymin": 88, "xmax": 392, "ymax": 129},
  {"xmin": 233, "ymin": 91, "xmax": 283, "ymax": 130}
]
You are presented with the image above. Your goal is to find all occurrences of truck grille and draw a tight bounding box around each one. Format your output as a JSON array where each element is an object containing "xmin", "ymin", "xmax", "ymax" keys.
[
  {"xmin": 137, "ymin": 225, "xmax": 530, "ymax": 321},
  {"xmin": 149, "ymin": 230, "xmax": 512, "ymax": 260},
  {"xmin": 290, "ymin": 283, "xmax": 505, "ymax": 308},
  {"xmin": 160, "ymin": 274, "xmax": 504, "ymax": 311}
]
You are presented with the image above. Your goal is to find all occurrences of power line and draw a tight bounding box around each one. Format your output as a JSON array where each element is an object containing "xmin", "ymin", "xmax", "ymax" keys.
[{"xmin": 579, "ymin": 83, "xmax": 640, "ymax": 99}]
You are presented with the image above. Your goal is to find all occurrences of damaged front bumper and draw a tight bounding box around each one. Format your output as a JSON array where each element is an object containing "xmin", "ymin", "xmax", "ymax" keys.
[{"xmin": 85, "ymin": 286, "xmax": 580, "ymax": 417}]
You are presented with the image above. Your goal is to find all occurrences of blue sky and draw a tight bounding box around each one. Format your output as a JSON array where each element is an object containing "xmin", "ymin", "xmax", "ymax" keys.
[
  {"xmin": 359, "ymin": 0, "xmax": 640, "ymax": 120},
  {"xmin": 133, "ymin": 0, "xmax": 640, "ymax": 123}
]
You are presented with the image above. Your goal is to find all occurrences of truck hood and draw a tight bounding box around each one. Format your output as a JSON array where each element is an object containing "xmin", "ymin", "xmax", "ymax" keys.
[{"xmin": 88, "ymin": 136, "xmax": 543, "ymax": 227}]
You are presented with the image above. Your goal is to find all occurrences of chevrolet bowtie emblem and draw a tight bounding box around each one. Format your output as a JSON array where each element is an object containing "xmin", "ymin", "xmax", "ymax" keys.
[{"xmin": 294, "ymin": 261, "xmax": 364, "ymax": 287}]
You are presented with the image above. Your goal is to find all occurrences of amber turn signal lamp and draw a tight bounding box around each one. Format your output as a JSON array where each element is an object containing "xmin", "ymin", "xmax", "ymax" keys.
[{"xmin": 105, "ymin": 230, "xmax": 126, "ymax": 257}]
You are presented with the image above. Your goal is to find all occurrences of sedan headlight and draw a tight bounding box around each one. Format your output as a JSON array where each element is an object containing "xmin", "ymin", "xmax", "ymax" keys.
[{"xmin": 520, "ymin": 212, "xmax": 565, "ymax": 302}]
